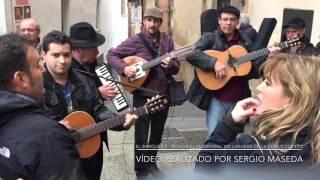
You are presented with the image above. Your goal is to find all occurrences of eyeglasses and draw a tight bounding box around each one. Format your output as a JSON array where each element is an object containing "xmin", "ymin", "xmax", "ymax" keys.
[
  {"xmin": 20, "ymin": 28, "xmax": 39, "ymax": 33},
  {"xmin": 220, "ymin": 18, "xmax": 238, "ymax": 22}
]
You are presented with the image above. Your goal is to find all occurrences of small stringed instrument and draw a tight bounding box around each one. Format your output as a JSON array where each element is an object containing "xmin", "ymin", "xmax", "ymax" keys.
[
  {"xmin": 120, "ymin": 45, "xmax": 195, "ymax": 92},
  {"xmin": 62, "ymin": 95, "xmax": 168, "ymax": 158},
  {"xmin": 195, "ymin": 37, "xmax": 301, "ymax": 90}
]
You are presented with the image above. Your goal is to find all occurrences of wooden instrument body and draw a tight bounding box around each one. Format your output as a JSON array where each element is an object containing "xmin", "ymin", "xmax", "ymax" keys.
[
  {"xmin": 62, "ymin": 111, "xmax": 100, "ymax": 158},
  {"xmin": 120, "ymin": 56, "xmax": 149, "ymax": 92},
  {"xmin": 61, "ymin": 95, "xmax": 168, "ymax": 158},
  {"xmin": 195, "ymin": 45, "xmax": 250, "ymax": 90},
  {"xmin": 119, "ymin": 45, "xmax": 195, "ymax": 92},
  {"xmin": 194, "ymin": 37, "xmax": 301, "ymax": 90}
]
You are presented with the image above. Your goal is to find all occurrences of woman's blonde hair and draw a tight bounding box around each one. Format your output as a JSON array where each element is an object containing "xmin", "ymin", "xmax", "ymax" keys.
[{"xmin": 254, "ymin": 53, "xmax": 320, "ymax": 164}]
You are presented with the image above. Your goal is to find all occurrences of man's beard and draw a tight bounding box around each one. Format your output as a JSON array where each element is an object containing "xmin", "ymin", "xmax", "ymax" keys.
[
  {"xmin": 29, "ymin": 76, "xmax": 44, "ymax": 100},
  {"xmin": 147, "ymin": 27, "xmax": 159, "ymax": 37}
]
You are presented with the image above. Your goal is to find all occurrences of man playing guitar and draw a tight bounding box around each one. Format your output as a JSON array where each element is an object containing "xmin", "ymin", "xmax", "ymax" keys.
[
  {"xmin": 107, "ymin": 7, "xmax": 179, "ymax": 179},
  {"xmin": 186, "ymin": 6, "xmax": 279, "ymax": 138},
  {"xmin": 41, "ymin": 31, "xmax": 137, "ymax": 180}
]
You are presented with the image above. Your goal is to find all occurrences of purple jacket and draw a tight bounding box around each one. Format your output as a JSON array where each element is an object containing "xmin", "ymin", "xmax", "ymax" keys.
[{"xmin": 107, "ymin": 28, "xmax": 180, "ymax": 96}]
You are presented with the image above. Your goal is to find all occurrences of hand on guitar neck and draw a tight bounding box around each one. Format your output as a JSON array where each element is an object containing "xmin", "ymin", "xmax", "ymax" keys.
[
  {"xmin": 120, "ymin": 45, "xmax": 195, "ymax": 92},
  {"xmin": 123, "ymin": 56, "xmax": 174, "ymax": 77},
  {"xmin": 59, "ymin": 111, "xmax": 138, "ymax": 131},
  {"xmin": 122, "ymin": 113, "xmax": 138, "ymax": 129},
  {"xmin": 61, "ymin": 95, "xmax": 168, "ymax": 158},
  {"xmin": 267, "ymin": 45, "xmax": 282, "ymax": 58},
  {"xmin": 214, "ymin": 45, "xmax": 282, "ymax": 80},
  {"xmin": 161, "ymin": 56, "xmax": 174, "ymax": 69}
]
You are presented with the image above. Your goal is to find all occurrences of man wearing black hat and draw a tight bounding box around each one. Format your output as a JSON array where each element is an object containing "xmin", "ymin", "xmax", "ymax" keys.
[
  {"xmin": 108, "ymin": 7, "xmax": 179, "ymax": 179},
  {"xmin": 70, "ymin": 22, "xmax": 118, "ymax": 100},
  {"xmin": 282, "ymin": 17, "xmax": 317, "ymax": 55},
  {"xmin": 69, "ymin": 23, "xmax": 123, "ymax": 167}
]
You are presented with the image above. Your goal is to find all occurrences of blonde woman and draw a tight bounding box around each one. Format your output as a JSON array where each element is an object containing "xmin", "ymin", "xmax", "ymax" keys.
[{"xmin": 196, "ymin": 53, "xmax": 320, "ymax": 169}]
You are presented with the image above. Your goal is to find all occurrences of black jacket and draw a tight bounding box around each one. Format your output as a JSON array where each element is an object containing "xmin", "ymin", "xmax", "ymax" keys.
[
  {"xmin": 195, "ymin": 113, "xmax": 311, "ymax": 170},
  {"xmin": 71, "ymin": 58, "xmax": 103, "ymax": 92},
  {"xmin": 0, "ymin": 91, "xmax": 85, "ymax": 180},
  {"xmin": 186, "ymin": 28, "xmax": 265, "ymax": 110},
  {"xmin": 42, "ymin": 68, "xmax": 115, "ymax": 122},
  {"xmin": 42, "ymin": 68, "xmax": 127, "ymax": 149}
]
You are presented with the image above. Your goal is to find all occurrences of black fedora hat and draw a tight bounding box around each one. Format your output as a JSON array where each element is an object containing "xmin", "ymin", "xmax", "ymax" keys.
[
  {"xmin": 283, "ymin": 17, "xmax": 305, "ymax": 29},
  {"xmin": 70, "ymin": 22, "xmax": 105, "ymax": 48}
]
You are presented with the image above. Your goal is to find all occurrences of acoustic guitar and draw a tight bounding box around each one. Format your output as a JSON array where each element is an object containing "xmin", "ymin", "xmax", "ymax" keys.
[
  {"xmin": 62, "ymin": 95, "xmax": 168, "ymax": 158},
  {"xmin": 195, "ymin": 37, "xmax": 301, "ymax": 90},
  {"xmin": 120, "ymin": 45, "xmax": 195, "ymax": 92}
]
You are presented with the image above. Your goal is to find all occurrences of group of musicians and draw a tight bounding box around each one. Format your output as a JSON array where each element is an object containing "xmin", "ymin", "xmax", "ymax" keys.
[{"xmin": 0, "ymin": 4, "xmax": 318, "ymax": 180}]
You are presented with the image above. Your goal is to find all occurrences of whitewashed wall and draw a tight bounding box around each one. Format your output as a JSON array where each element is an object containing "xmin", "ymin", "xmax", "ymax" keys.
[
  {"xmin": 62, "ymin": 0, "xmax": 97, "ymax": 34},
  {"xmin": 97, "ymin": 0, "xmax": 129, "ymax": 55},
  {"xmin": 0, "ymin": 0, "xmax": 7, "ymax": 35},
  {"xmin": 30, "ymin": 0, "xmax": 61, "ymax": 39}
]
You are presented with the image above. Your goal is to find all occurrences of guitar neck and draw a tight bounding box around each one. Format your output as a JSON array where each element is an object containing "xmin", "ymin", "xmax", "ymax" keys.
[
  {"xmin": 142, "ymin": 54, "xmax": 170, "ymax": 70},
  {"xmin": 142, "ymin": 46, "xmax": 194, "ymax": 71},
  {"xmin": 72, "ymin": 107, "xmax": 147, "ymax": 142},
  {"xmin": 237, "ymin": 41, "xmax": 288, "ymax": 64},
  {"xmin": 237, "ymin": 48, "xmax": 269, "ymax": 64}
]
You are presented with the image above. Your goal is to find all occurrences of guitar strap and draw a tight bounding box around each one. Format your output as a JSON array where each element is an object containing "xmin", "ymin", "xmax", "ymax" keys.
[
  {"xmin": 138, "ymin": 33, "xmax": 157, "ymax": 59},
  {"xmin": 138, "ymin": 33, "xmax": 186, "ymax": 105}
]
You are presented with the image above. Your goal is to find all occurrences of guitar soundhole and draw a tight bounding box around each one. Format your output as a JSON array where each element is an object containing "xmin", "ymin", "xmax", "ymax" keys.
[{"xmin": 227, "ymin": 55, "xmax": 237, "ymax": 68}]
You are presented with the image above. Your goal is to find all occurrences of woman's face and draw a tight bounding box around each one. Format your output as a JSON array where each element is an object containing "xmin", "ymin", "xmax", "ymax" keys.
[{"xmin": 255, "ymin": 73, "xmax": 291, "ymax": 114}]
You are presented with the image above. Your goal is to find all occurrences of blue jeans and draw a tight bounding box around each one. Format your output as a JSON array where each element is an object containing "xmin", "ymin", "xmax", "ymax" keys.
[{"xmin": 206, "ymin": 97, "xmax": 236, "ymax": 137}]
